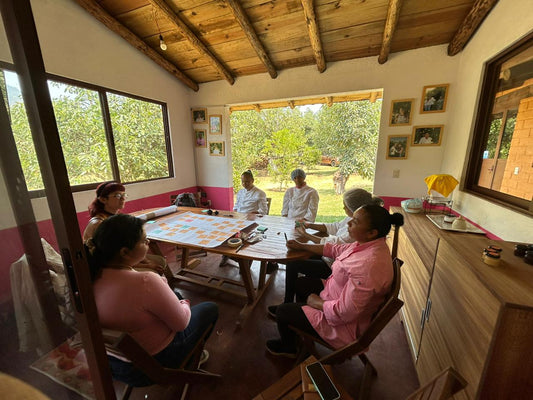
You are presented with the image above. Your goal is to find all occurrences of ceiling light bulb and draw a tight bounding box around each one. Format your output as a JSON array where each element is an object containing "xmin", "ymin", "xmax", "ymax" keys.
[{"xmin": 159, "ymin": 34, "xmax": 167, "ymax": 51}]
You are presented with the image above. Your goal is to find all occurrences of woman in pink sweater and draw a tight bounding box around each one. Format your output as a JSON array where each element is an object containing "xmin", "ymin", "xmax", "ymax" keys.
[
  {"xmin": 87, "ymin": 214, "xmax": 218, "ymax": 386},
  {"xmin": 266, "ymin": 205, "xmax": 403, "ymax": 357}
]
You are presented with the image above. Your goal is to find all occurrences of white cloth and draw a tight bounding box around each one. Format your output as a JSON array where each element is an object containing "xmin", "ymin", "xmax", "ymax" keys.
[
  {"xmin": 418, "ymin": 137, "xmax": 433, "ymax": 144},
  {"xmin": 320, "ymin": 216, "xmax": 354, "ymax": 245},
  {"xmin": 234, "ymin": 186, "xmax": 268, "ymax": 214},
  {"xmin": 281, "ymin": 185, "xmax": 319, "ymax": 222}
]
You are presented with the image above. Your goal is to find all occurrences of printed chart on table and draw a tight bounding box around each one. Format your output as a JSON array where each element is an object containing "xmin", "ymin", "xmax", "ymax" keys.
[{"xmin": 144, "ymin": 211, "xmax": 255, "ymax": 248}]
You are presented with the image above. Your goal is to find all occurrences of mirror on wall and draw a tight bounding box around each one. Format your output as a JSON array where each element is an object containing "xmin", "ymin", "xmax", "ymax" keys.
[{"xmin": 467, "ymin": 32, "xmax": 533, "ymax": 213}]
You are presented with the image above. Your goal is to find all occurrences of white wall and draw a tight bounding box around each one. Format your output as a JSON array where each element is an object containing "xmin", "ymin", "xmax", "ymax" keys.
[
  {"xmin": 0, "ymin": 0, "xmax": 196, "ymax": 229},
  {"xmin": 441, "ymin": 0, "xmax": 533, "ymax": 242},
  {"xmin": 190, "ymin": 45, "xmax": 459, "ymax": 203}
]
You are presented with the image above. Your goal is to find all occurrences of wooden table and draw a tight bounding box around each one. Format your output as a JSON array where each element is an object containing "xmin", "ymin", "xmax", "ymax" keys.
[
  {"xmin": 143, "ymin": 207, "xmax": 311, "ymax": 325},
  {"xmin": 253, "ymin": 356, "xmax": 353, "ymax": 400}
]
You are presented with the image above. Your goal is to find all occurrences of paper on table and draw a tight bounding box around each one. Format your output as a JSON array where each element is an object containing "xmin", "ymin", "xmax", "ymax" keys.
[{"xmin": 137, "ymin": 205, "xmax": 178, "ymax": 221}]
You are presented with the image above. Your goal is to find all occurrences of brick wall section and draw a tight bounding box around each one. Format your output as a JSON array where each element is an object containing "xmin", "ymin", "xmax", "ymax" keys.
[{"xmin": 500, "ymin": 96, "xmax": 533, "ymax": 199}]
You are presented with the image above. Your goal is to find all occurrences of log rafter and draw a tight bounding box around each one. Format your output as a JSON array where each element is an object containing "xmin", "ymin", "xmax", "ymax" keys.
[
  {"xmin": 73, "ymin": 0, "xmax": 198, "ymax": 91},
  {"xmin": 148, "ymin": 0, "xmax": 234, "ymax": 85},
  {"xmin": 225, "ymin": 0, "xmax": 277, "ymax": 79},
  {"xmin": 448, "ymin": 0, "xmax": 500, "ymax": 56},
  {"xmin": 378, "ymin": 0, "xmax": 404, "ymax": 64},
  {"xmin": 300, "ymin": 0, "xmax": 326, "ymax": 73}
]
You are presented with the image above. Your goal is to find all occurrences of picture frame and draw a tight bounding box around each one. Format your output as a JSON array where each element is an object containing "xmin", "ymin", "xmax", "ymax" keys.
[
  {"xmin": 209, "ymin": 141, "xmax": 225, "ymax": 156},
  {"xmin": 209, "ymin": 114, "xmax": 222, "ymax": 134},
  {"xmin": 411, "ymin": 125, "xmax": 443, "ymax": 146},
  {"xmin": 389, "ymin": 99, "xmax": 414, "ymax": 126},
  {"xmin": 386, "ymin": 135, "xmax": 409, "ymax": 160},
  {"xmin": 191, "ymin": 108, "xmax": 207, "ymax": 124},
  {"xmin": 194, "ymin": 129, "xmax": 207, "ymax": 148},
  {"xmin": 420, "ymin": 84, "xmax": 449, "ymax": 113}
]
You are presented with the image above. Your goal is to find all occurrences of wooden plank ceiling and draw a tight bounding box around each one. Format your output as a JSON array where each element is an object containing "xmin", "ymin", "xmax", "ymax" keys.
[{"xmin": 74, "ymin": 0, "xmax": 499, "ymax": 91}]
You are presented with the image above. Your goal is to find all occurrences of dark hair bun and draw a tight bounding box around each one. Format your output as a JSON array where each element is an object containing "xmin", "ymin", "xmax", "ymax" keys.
[{"xmin": 390, "ymin": 212, "xmax": 404, "ymax": 227}]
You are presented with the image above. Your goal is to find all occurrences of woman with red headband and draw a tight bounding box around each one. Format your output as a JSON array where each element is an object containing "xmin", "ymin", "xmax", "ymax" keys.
[{"xmin": 83, "ymin": 181, "xmax": 127, "ymax": 241}]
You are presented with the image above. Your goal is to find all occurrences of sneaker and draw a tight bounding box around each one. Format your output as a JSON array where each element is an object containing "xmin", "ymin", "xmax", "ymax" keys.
[
  {"xmin": 198, "ymin": 349, "xmax": 209, "ymax": 368},
  {"xmin": 266, "ymin": 339, "xmax": 297, "ymax": 358},
  {"xmin": 267, "ymin": 304, "xmax": 279, "ymax": 319},
  {"xmin": 266, "ymin": 262, "xmax": 279, "ymax": 274}
]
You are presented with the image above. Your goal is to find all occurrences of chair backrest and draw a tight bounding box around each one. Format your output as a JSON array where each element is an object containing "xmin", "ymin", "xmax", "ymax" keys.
[
  {"xmin": 320, "ymin": 257, "xmax": 404, "ymax": 365},
  {"xmin": 102, "ymin": 329, "xmax": 218, "ymax": 387},
  {"xmin": 406, "ymin": 366, "xmax": 467, "ymax": 400},
  {"xmin": 266, "ymin": 197, "xmax": 272, "ymax": 215}
]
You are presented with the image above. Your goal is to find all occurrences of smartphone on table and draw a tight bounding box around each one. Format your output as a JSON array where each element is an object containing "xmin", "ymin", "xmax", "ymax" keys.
[{"xmin": 305, "ymin": 361, "xmax": 340, "ymax": 400}]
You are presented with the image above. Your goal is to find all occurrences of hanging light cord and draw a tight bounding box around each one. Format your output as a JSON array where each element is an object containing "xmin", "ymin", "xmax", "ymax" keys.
[{"xmin": 153, "ymin": 8, "xmax": 167, "ymax": 51}]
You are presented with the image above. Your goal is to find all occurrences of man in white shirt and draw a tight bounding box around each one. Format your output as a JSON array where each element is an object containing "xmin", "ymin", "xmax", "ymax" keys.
[
  {"xmin": 233, "ymin": 170, "xmax": 268, "ymax": 215},
  {"xmin": 281, "ymin": 169, "xmax": 319, "ymax": 222},
  {"xmin": 418, "ymin": 132, "xmax": 433, "ymax": 144}
]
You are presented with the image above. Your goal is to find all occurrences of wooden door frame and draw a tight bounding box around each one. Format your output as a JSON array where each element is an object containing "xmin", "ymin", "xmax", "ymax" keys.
[{"xmin": 0, "ymin": 0, "xmax": 116, "ymax": 398}]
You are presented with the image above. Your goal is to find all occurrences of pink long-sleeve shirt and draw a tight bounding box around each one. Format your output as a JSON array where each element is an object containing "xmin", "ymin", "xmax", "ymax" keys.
[
  {"xmin": 302, "ymin": 237, "xmax": 393, "ymax": 349},
  {"xmin": 93, "ymin": 268, "xmax": 191, "ymax": 355}
]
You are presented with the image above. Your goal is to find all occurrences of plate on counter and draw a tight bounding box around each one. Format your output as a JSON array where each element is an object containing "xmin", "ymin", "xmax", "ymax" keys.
[{"xmin": 426, "ymin": 214, "xmax": 485, "ymax": 235}]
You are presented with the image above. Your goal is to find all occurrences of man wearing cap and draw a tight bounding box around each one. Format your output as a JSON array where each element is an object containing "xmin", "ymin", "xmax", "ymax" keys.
[{"xmin": 281, "ymin": 169, "xmax": 319, "ymax": 222}]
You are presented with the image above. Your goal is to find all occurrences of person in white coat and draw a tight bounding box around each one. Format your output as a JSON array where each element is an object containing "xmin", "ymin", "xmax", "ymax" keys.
[
  {"xmin": 281, "ymin": 169, "xmax": 319, "ymax": 222},
  {"xmin": 233, "ymin": 170, "xmax": 268, "ymax": 215}
]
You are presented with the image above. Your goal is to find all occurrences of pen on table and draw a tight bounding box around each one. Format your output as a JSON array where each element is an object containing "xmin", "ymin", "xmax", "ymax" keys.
[
  {"xmin": 284, "ymin": 233, "xmax": 288, "ymax": 242},
  {"xmin": 235, "ymin": 242, "xmax": 245, "ymax": 253}
]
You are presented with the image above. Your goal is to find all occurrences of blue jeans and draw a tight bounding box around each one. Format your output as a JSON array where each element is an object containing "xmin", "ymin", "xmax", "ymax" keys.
[{"xmin": 108, "ymin": 301, "xmax": 218, "ymax": 387}]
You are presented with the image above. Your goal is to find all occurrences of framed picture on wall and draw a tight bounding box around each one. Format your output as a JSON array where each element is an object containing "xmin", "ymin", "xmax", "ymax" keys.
[
  {"xmin": 386, "ymin": 135, "xmax": 409, "ymax": 159},
  {"xmin": 191, "ymin": 108, "xmax": 207, "ymax": 123},
  {"xmin": 194, "ymin": 129, "xmax": 207, "ymax": 148},
  {"xmin": 389, "ymin": 99, "xmax": 414, "ymax": 126},
  {"xmin": 209, "ymin": 114, "xmax": 222, "ymax": 134},
  {"xmin": 209, "ymin": 141, "xmax": 225, "ymax": 156},
  {"xmin": 411, "ymin": 125, "xmax": 443, "ymax": 146},
  {"xmin": 420, "ymin": 84, "xmax": 449, "ymax": 113}
]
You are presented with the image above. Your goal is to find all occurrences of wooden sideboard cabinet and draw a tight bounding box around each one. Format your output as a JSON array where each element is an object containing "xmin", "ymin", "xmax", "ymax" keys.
[{"xmin": 390, "ymin": 207, "xmax": 533, "ymax": 399}]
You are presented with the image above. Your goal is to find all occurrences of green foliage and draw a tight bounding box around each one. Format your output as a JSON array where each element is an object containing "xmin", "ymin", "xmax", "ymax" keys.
[
  {"xmin": 4, "ymin": 78, "xmax": 170, "ymax": 190},
  {"xmin": 310, "ymin": 101, "xmax": 381, "ymax": 179}
]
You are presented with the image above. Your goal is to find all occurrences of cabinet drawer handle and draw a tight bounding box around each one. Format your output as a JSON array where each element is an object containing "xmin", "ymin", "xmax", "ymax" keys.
[
  {"xmin": 426, "ymin": 298, "xmax": 432, "ymax": 321},
  {"xmin": 420, "ymin": 308, "xmax": 426, "ymax": 328}
]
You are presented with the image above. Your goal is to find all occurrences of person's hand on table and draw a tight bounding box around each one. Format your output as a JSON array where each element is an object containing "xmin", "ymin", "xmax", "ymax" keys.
[
  {"xmin": 286, "ymin": 239, "xmax": 305, "ymax": 250},
  {"xmin": 307, "ymin": 293, "xmax": 324, "ymax": 311}
]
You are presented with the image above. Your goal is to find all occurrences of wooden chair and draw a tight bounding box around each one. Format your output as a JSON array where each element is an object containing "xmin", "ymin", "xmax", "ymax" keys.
[
  {"xmin": 290, "ymin": 257, "xmax": 404, "ymax": 400},
  {"xmin": 406, "ymin": 367, "xmax": 467, "ymax": 400},
  {"xmin": 102, "ymin": 325, "xmax": 220, "ymax": 400}
]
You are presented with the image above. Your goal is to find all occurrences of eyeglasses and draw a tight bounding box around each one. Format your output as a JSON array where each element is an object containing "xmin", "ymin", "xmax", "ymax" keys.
[{"xmin": 111, "ymin": 193, "xmax": 128, "ymax": 199}]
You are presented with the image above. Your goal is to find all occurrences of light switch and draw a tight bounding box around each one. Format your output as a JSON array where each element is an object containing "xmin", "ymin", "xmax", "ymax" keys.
[
  {"xmin": 393, "ymin": 169, "xmax": 400, "ymax": 178},
  {"xmin": 514, "ymin": 167, "xmax": 520, "ymax": 175}
]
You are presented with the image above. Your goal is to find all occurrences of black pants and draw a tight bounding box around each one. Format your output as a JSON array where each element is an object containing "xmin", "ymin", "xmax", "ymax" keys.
[
  {"xmin": 277, "ymin": 276, "xmax": 324, "ymax": 349},
  {"xmin": 284, "ymin": 257, "xmax": 331, "ymax": 303}
]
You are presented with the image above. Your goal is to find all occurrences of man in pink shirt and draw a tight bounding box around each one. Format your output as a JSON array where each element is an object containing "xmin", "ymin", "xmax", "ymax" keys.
[{"xmin": 266, "ymin": 205, "xmax": 403, "ymax": 357}]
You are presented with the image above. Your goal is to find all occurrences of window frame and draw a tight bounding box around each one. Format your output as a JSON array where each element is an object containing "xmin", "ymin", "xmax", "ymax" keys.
[
  {"xmin": 0, "ymin": 62, "xmax": 174, "ymax": 198},
  {"xmin": 464, "ymin": 31, "xmax": 533, "ymax": 215}
]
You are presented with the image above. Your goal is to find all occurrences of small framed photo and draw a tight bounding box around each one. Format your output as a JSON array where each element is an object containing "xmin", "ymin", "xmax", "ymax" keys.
[
  {"xmin": 386, "ymin": 135, "xmax": 409, "ymax": 160},
  {"xmin": 420, "ymin": 84, "xmax": 449, "ymax": 113},
  {"xmin": 191, "ymin": 108, "xmax": 207, "ymax": 124},
  {"xmin": 194, "ymin": 129, "xmax": 207, "ymax": 148},
  {"xmin": 209, "ymin": 114, "xmax": 222, "ymax": 134},
  {"xmin": 412, "ymin": 125, "xmax": 443, "ymax": 146},
  {"xmin": 209, "ymin": 141, "xmax": 225, "ymax": 156},
  {"xmin": 389, "ymin": 99, "xmax": 414, "ymax": 126}
]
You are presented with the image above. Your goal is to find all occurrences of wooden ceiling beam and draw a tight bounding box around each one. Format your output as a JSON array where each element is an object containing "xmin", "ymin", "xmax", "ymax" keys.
[
  {"xmin": 448, "ymin": 0, "xmax": 499, "ymax": 56},
  {"xmin": 73, "ymin": 0, "xmax": 198, "ymax": 91},
  {"xmin": 148, "ymin": 0, "xmax": 235, "ymax": 85},
  {"xmin": 301, "ymin": 0, "xmax": 326, "ymax": 73},
  {"xmin": 378, "ymin": 0, "xmax": 404, "ymax": 64},
  {"xmin": 225, "ymin": 0, "xmax": 277, "ymax": 79}
]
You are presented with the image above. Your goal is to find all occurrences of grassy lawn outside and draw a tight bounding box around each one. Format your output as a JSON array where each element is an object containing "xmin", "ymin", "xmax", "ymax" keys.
[{"xmin": 253, "ymin": 165, "xmax": 373, "ymax": 223}]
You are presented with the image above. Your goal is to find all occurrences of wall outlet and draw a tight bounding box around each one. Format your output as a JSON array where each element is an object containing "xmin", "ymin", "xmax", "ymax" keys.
[
  {"xmin": 514, "ymin": 167, "xmax": 520, "ymax": 175},
  {"xmin": 393, "ymin": 169, "xmax": 400, "ymax": 178}
]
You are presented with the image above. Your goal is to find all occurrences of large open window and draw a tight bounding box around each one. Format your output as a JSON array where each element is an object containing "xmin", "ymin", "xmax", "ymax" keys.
[
  {"xmin": 1, "ymin": 66, "xmax": 173, "ymax": 195},
  {"xmin": 465, "ymin": 32, "xmax": 533, "ymax": 214}
]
